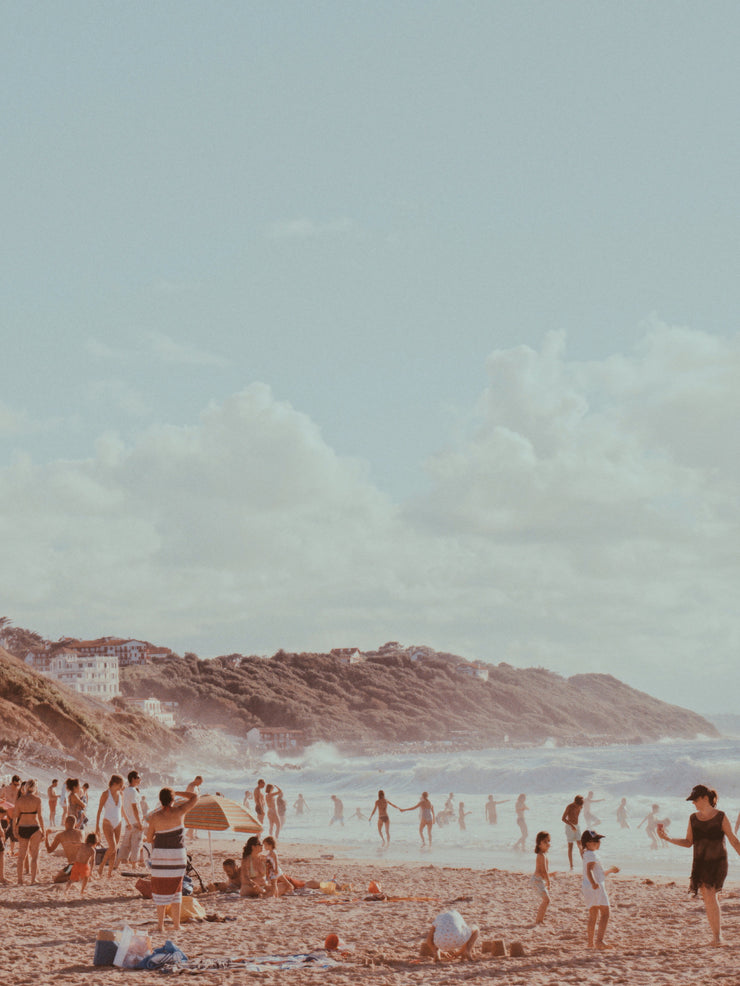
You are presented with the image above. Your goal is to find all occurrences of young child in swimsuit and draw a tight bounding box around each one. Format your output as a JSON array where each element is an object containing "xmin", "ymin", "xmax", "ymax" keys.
[
  {"xmin": 262, "ymin": 836, "xmax": 293, "ymax": 897},
  {"xmin": 66, "ymin": 833, "xmax": 97, "ymax": 898},
  {"xmin": 531, "ymin": 831, "xmax": 551, "ymax": 924}
]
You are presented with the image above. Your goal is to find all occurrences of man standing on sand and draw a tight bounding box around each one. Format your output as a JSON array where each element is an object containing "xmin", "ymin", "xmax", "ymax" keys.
[
  {"xmin": 562, "ymin": 795, "xmax": 585, "ymax": 869},
  {"xmin": 253, "ymin": 779, "xmax": 266, "ymax": 826},
  {"xmin": 45, "ymin": 815, "xmax": 83, "ymax": 883},
  {"xmin": 47, "ymin": 780, "xmax": 59, "ymax": 827},
  {"xmin": 116, "ymin": 770, "xmax": 144, "ymax": 870},
  {"xmin": 186, "ymin": 775, "xmax": 203, "ymax": 841}
]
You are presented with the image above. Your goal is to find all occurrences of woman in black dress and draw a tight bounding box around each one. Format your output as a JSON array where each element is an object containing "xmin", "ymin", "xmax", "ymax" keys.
[{"xmin": 658, "ymin": 784, "xmax": 740, "ymax": 945}]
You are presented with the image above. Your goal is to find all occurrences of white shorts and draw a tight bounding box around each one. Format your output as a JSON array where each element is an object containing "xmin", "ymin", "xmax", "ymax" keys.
[
  {"xmin": 582, "ymin": 882, "xmax": 610, "ymax": 908},
  {"xmin": 565, "ymin": 824, "xmax": 581, "ymax": 844}
]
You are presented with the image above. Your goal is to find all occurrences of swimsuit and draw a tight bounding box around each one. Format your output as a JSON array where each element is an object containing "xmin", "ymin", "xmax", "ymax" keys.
[
  {"xmin": 70, "ymin": 861, "xmax": 92, "ymax": 881},
  {"xmin": 103, "ymin": 791, "xmax": 122, "ymax": 826},
  {"xmin": 17, "ymin": 810, "xmax": 40, "ymax": 840},
  {"xmin": 689, "ymin": 810, "xmax": 728, "ymax": 896}
]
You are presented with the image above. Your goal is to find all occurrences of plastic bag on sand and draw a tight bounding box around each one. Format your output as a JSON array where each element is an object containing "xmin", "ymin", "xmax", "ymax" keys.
[{"xmin": 113, "ymin": 925, "xmax": 152, "ymax": 969}]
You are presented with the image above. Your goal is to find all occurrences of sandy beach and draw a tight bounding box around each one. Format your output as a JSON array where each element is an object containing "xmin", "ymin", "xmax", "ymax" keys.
[{"xmin": 2, "ymin": 838, "xmax": 740, "ymax": 984}]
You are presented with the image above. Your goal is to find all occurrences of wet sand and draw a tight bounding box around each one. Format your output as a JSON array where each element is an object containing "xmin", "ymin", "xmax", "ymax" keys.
[{"xmin": 1, "ymin": 839, "xmax": 739, "ymax": 984}]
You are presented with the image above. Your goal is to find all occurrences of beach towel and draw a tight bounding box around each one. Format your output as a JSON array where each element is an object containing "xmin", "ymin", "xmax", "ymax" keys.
[{"xmin": 149, "ymin": 952, "xmax": 342, "ymax": 974}]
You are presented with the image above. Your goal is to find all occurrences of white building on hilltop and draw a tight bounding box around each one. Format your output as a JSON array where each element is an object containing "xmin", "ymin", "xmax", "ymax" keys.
[
  {"xmin": 27, "ymin": 648, "xmax": 120, "ymax": 701},
  {"xmin": 59, "ymin": 636, "xmax": 168, "ymax": 667}
]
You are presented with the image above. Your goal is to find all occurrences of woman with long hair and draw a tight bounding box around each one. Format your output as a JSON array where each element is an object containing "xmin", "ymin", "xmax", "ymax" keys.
[
  {"xmin": 66, "ymin": 778, "xmax": 87, "ymax": 831},
  {"xmin": 401, "ymin": 792, "xmax": 435, "ymax": 847},
  {"xmin": 239, "ymin": 835, "xmax": 267, "ymax": 897},
  {"xmin": 369, "ymin": 790, "xmax": 401, "ymax": 847}
]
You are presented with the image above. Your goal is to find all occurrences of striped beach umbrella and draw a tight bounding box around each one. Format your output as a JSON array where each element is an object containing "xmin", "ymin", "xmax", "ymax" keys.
[
  {"xmin": 184, "ymin": 794, "xmax": 262, "ymax": 834},
  {"xmin": 183, "ymin": 794, "xmax": 262, "ymax": 881}
]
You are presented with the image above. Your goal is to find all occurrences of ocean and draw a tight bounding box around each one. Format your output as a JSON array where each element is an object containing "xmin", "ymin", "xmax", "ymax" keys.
[{"xmin": 176, "ymin": 735, "xmax": 740, "ymax": 882}]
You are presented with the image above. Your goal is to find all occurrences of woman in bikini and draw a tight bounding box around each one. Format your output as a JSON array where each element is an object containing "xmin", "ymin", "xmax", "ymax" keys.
[
  {"xmin": 146, "ymin": 786, "xmax": 200, "ymax": 934},
  {"xmin": 401, "ymin": 792, "xmax": 436, "ymax": 847},
  {"xmin": 95, "ymin": 774, "xmax": 125, "ymax": 878},
  {"xmin": 369, "ymin": 790, "xmax": 401, "ymax": 847},
  {"xmin": 13, "ymin": 778, "xmax": 45, "ymax": 885},
  {"xmin": 240, "ymin": 836, "xmax": 268, "ymax": 897}
]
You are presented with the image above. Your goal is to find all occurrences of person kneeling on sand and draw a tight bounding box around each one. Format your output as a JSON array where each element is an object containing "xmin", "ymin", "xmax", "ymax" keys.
[
  {"xmin": 421, "ymin": 910, "xmax": 479, "ymax": 961},
  {"xmin": 45, "ymin": 815, "xmax": 84, "ymax": 883}
]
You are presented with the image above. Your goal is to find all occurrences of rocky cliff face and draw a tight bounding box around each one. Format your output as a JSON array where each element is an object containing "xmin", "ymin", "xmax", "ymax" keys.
[{"xmin": 0, "ymin": 647, "xmax": 184, "ymax": 782}]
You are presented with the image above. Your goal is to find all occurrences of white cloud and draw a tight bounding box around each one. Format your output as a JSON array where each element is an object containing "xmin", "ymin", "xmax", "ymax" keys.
[
  {"xmin": 146, "ymin": 331, "xmax": 228, "ymax": 367},
  {"xmin": 89, "ymin": 379, "xmax": 150, "ymax": 417},
  {"xmin": 85, "ymin": 338, "xmax": 130, "ymax": 360},
  {"xmin": 2, "ymin": 325, "xmax": 739, "ymax": 711},
  {"xmin": 0, "ymin": 400, "xmax": 24, "ymax": 435},
  {"xmin": 266, "ymin": 217, "xmax": 354, "ymax": 240},
  {"xmin": 86, "ymin": 332, "xmax": 227, "ymax": 368}
]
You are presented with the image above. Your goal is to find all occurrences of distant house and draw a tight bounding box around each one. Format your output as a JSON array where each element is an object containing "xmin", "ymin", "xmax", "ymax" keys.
[
  {"xmin": 129, "ymin": 696, "xmax": 176, "ymax": 727},
  {"xmin": 27, "ymin": 647, "xmax": 120, "ymax": 701},
  {"xmin": 57, "ymin": 636, "xmax": 171, "ymax": 667},
  {"xmin": 247, "ymin": 726, "xmax": 305, "ymax": 753},
  {"xmin": 409, "ymin": 647, "xmax": 435, "ymax": 663},
  {"xmin": 456, "ymin": 662, "xmax": 489, "ymax": 682},
  {"xmin": 330, "ymin": 648, "xmax": 363, "ymax": 665}
]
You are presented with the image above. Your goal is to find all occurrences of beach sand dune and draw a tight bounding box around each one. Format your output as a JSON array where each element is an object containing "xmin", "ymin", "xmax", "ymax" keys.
[{"xmin": 1, "ymin": 841, "xmax": 739, "ymax": 984}]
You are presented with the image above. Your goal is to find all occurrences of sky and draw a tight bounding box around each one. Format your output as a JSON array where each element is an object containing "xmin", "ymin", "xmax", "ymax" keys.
[{"xmin": 1, "ymin": 1, "xmax": 739, "ymax": 714}]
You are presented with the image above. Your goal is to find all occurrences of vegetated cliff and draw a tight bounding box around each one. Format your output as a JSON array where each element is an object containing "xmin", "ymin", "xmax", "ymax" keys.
[
  {"xmin": 120, "ymin": 648, "xmax": 718, "ymax": 746},
  {"xmin": 0, "ymin": 647, "xmax": 184, "ymax": 779}
]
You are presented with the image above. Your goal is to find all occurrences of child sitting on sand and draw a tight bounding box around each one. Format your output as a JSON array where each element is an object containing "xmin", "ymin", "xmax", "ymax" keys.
[
  {"xmin": 581, "ymin": 829, "xmax": 619, "ymax": 949},
  {"xmin": 420, "ymin": 910, "xmax": 479, "ymax": 961},
  {"xmin": 531, "ymin": 831, "xmax": 551, "ymax": 924},
  {"xmin": 66, "ymin": 833, "xmax": 97, "ymax": 898},
  {"xmin": 262, "ymin": 836, "xmax": 294, "ymax": 897}
]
